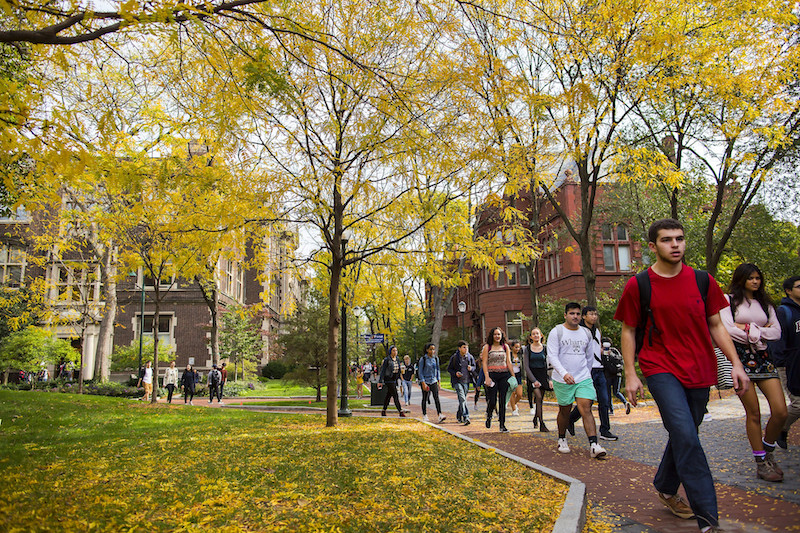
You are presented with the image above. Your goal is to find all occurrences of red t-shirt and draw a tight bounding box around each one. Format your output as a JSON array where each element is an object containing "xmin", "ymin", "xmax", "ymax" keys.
[{"xmin": 613, "ymin": 264, "xmax": 729, "ymax": 388}]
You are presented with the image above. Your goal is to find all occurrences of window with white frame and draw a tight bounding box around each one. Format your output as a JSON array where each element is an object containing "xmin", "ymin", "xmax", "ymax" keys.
[
  {"xmin": 497, "ymin": 266, "xmax": 506, "ymax": 287},
  {"xmin": 518, "ymin": 264, "xmax": 529, "ymax": 286},
  {"xmin": 601, "ymin": 223, "xmax": 633, "ymax": 272},
  {"xmin": 138, "ymin": 313, "xmax": 174, "ymax": 347},
  {"xmin": 52, "ymin": 264, "xmax": 101, "ymax": 303},
  {"xmin": 1, "ymin": 244, "xmax": 26, "ymax": 287},
  {"xmin": 505, "ymin": 311, "xmax": 524, "ymax": 342},
  {"xmin": 542, "ymin": 237, "xmax": 561, "ymax": 282},
  {"xmin": 142, "ymin": 268, "xmax": 174, "ymax": 289}
]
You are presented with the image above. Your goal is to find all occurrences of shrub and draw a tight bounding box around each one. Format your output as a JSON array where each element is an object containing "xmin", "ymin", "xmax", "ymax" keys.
[
  {"xmin": 261, "ymin": 360, "xmax": 292, "ymax": 379},
  {"xmin": 221, "ymin": 381, "xmax": 254, "ymax": 397}
]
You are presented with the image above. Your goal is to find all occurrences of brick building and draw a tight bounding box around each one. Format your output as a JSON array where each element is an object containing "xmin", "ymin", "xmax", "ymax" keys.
[
  {"xmin": 441, "ymin": 166, "xmax": 643, "ymax": 343},
  {"xmin": 1, "ymin": 206, "xmax": 301, "ymax": 378}
]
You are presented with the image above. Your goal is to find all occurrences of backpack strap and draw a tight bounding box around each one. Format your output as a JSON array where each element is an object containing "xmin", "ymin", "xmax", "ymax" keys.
[
  {"xmin": 694, "ymin": 269, "xmax": 710, "ymax": 310},
  {"xmin": 635, "ymin": 270, "xmax": 658, "ymax": 347}
]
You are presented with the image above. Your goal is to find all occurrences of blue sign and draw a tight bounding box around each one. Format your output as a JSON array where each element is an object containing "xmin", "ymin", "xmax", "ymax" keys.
[{"xmin": 362, "ymin": 334, "xmax": 385, "ymax": 344}]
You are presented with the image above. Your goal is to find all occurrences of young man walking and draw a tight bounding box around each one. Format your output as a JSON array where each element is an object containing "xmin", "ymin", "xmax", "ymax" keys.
[
  {"xmin": 773, "ymin": 275, "xmax": 800, "ymax": 449},
  {"xmin": 547, "ymin": 302, "xmax": 607, "ymax": 459},
  {"xmin": 567, "ymin": 306, "xmax": 618, "ymax": 441},
  {"xmin": 447, "ymin": 341, "xmax": 476, "ymax": 425},
  {"xmin": 614, "ymin": 218, "xmax": 749, "ymax": 533}
]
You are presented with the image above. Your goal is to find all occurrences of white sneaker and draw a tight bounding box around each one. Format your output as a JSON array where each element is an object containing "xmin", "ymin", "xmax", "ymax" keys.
[
  {"xmin": 423, "ymin": 415, "xmax": 430, "ymax": 422},
  {"xmin": 590, "ymin": 442, "xmax": 607, "ymax": 459},
  {"xmin": 703, "ymin": 413, "xmax": 712, "ymax": 422},
  {"xmin": 557, "ymin": 438, "xmax": 570, "ymax": 454},
  {"xmin": 512, "ymin": 408, "xmax": 520, "ymax": 416},
  {"xmin": 438, "ymin": 414, "xmax": 447, "ymax": 423},
  {"xmin": 189, "ymin": 401, "xmax": 194, "ymax": 406},
  {"xmin": 218, "ymin": 401, "xmax": 224, "ymax": 406},
  {"xmin": 530, "ymin": 408, "xmax": 536, "ymax": 415}
]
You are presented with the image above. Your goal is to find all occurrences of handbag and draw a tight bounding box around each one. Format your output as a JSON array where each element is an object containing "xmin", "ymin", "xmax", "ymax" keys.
[{"xmin": 714, "ymin": 347, "xmax": 734, "ymax": 390}]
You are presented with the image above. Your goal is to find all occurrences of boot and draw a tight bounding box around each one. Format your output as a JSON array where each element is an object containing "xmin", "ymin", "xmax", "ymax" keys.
[
  {"xmin": 765, "ymin": 451, "xmax": 783, "ymax": 476},
  {"xmin": 539, "ymin": 418, "xmax": 550, "ymax": 432},
  {"xmin": 756, "ymin": 458, "xmax": 783, "ymax": 482},
  {"xmin": 381, "ymin": 410, "xmax": 387, "ymax": 416}
]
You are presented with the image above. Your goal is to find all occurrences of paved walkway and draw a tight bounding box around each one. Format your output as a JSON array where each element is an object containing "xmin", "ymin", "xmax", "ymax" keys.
[{"xmin": 164, "ymin": 388, "xmax": 800, "ymax": 531}]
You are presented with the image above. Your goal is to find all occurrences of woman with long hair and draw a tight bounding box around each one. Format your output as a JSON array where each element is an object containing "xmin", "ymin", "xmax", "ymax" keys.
[
  {"xmin": 181, "ymin": 364, "xmax": 196, "ymax": 406},
  {"xmin": 480, "ymin": 327, "xmax": 514, "ymax": 432},
  {"xmin": 508, "ymin": 340, "xmax": 525, "ymax": 416},
  {"xmin": 401, "ymin": 355, "xmax": 414, "ymax": 406},
  {"xmin": 522, "ymin": 327, "xmax": 550, "ymax": 432},
  {"xmin": 378, "ymin": 346, "xmax": 406, "ymax": 417},
  {"xmin": 721, "ymin": 263, "xmax": 786, "ymax": 482}
]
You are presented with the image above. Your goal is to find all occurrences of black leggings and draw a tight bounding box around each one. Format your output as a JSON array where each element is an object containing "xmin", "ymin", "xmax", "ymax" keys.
[
  {"xmin": 184, "ymin": 387, "xmax": 194, "ymax": 403},
  {"xmin": 486, "ymin": 371, "xmax": 511, "ymax": 426},
  {"xmin": 421, "ymin": 382, "xmax": 441, "ymax": 415},
  {"xmin": 166, "ymin": 384, "xmax": 175, "ymax": 403},
  {"xmin": 382, "ymin": 381, "xmax": 402, "ymax": 412}
]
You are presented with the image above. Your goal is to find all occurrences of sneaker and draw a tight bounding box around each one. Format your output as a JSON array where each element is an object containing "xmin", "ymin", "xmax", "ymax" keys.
[
  {"xmin": 399, "ymin": 412, "xmax": 406, "ymax": 418},
  {"xmin": 457, "ymin": 416, "xmax": 463, "ymax": 424},
  {"xmin": 608, "ymin": 410, "xmax": 615, "ymax": 416},
  {"xmin": 512, "ymin": 408, "xmax": 520, "ymax": 416},
  {"xmin": 599, "ymin": 430, "xmax": 619, "ymax": 441},
  {"xmin": 703, "ymin": 413, "xmax": 712, "ymax": 422},
  {"xmin": 218, "ymin": 401, "xmax": 224, "ymax": 406},
  {"xmin": 381, "ymin": 410, "xmax": 387, "ymax": 416},
  {"xmin": 189, "ymin": 400, "xmax": 194, "ymax": 406},
  {"xmin": 530, "ymin": 407, "xmax": 536, "ymax": 415},
  {"xmin": 463, "ymin": 418, "xmax": 470, "ymax": 426},
  {"xmin": 590, "ymin": 442, "xmax": 607, "ymax": 459},
  {"xmin": 438, "ymin": 414, "xmax": 447, "ymax": 423},
  {"xmin": 423, "ymin": 415, "xmax": 430, "ymax": 422},
  {"xmin": 776, "ymin": 431, "xmax": 788, "ymax": 450},
  {"xmin": 756, "ymin": 458, "xmax": 783, "ymax": 482},
  {"xmin": 499, "ymin": 425, "xmax": 509, "ymax": 433},
  {"xmin": 625, "ymin": 402, "xmax": 631, "ymax": 415},
  {"xmin": 485, "ymin": 416, "xmax": 492, "ymax": 429},
  {"xmin": 657, "ymin": 492, "xmax": 694, "ymax": 519},
  {"xmin": 557, "ymin": 438, "xmax": 570, "ymax": 454},
  {"xmin": 765, "ymin": 451, "xmax": 783, "ymax": 476}
]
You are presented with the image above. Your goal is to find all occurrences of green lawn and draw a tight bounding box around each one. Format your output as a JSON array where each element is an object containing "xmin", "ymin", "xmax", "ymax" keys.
[{"xmin": 0, "ymin": 390, "xmax": 571, "ymax": 532}]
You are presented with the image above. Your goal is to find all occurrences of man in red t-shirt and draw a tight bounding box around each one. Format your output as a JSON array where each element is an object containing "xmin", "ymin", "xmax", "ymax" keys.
[{"xmin": 614, "ymin": 218, "xmax": 748, "ymax": 533}]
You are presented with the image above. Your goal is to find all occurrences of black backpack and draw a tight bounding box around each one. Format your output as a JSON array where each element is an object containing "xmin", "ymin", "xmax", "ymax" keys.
[{"xmin": 634, "ymin": 268, "xmax": 710, "ymax": 354}]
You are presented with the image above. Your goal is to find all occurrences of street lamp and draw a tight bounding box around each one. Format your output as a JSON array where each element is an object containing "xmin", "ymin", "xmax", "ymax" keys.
[
  {"xmin": 412, "ymin": 326, "xmax": 418, "ymax": 361},
  {"xmin": 339, "ymin": 231, "xmax": 352, "ymax": 417},
  {"xmin": 458, "ymin": 300, "xmax": 467, "ymax": 341}
]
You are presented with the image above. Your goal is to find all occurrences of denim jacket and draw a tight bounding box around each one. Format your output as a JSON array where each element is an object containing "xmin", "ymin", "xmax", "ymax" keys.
[{"xmin": 417, "ymin": 354, "xmax": 441, "ymax": 385}]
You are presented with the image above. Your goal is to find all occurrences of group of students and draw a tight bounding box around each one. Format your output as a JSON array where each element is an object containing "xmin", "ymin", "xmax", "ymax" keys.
[{"xmin": 138, "ymin": 361, "xmax": 228, "ymax": 405}]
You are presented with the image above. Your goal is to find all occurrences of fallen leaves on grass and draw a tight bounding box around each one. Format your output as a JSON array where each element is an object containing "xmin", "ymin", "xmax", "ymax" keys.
[{"xmin": 0, "ymin": 391, "xmax": 568, "ymax": 532}]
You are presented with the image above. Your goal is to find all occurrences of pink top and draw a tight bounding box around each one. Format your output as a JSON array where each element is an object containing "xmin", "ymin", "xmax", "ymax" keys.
[{"xmin": 720, "ymin": 295, "xmax": 781, "ymax": 351}]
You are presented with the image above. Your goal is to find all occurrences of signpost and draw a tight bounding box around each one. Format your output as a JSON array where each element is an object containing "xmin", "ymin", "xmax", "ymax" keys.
[{"xmin": 362, "ymin": 333, "xmax": 385, "ymax": 345}]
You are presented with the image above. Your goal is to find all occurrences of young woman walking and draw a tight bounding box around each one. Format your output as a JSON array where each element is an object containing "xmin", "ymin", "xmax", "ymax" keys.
[
  {"xmin": 522, "ymin": 328, "xmax": 550, "ymax": 432},
  {"xmin": 480, "ymin": 327, "xmax": 514, "ymax": 432},
  {"xmin": 508, "ymin": 340, "xmax": 525, "ymax": 416},
  {"xmin": 721, "ymin": 263, "xmax": 787, "ymax": 482}
]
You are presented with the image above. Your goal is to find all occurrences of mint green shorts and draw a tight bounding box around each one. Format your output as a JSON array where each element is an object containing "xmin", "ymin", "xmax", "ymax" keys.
[{"xmin": 553, "ymin": 378, "xmax": 597, "ymax": 406}]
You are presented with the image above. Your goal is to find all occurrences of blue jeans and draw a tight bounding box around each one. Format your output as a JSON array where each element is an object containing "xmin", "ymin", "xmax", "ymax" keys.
[
  {"xmin": 454, "ymin": 382, "xmax": 470, "ymax": 421},
  {"xmin": 646, "ymin": 373, "xmax": 717, "ymax": 530},
  {"xmin": 403, "ymin": 379, "xmax": 413, "ymax": 404}
]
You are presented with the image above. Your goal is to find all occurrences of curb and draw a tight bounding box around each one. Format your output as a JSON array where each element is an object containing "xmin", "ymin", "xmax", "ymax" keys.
[{"xmin": 423, "ymin": 421, "xmax": 586, "ymax": 533}]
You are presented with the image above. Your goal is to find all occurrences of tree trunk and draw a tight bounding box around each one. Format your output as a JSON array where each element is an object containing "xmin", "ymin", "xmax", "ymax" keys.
[
  {"xmin": 94, "ymin": 256, "xmax": 117, "ymax": 383},
  {"xmin": 197, "ymin": 276, "xmax": 220, "ymax": 365},
  {"xmin": 152, "ymin": 287, "xmax": 160, "ymax": 404},
  {"xmin": 326, "ymin": 256, "xmax": 342, "ymax": 427},
  {"xmin": 428, "ymin": 284, "xmax": 453, "ymax": 351},
  {"xmin": 578, "ymin": 233, "xmax": 597, "ymax": 307}
]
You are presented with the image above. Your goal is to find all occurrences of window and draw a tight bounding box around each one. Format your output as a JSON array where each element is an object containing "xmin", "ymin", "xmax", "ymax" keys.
[
  {"xmin": 1, "ymin": 244, "xmax": 26, "ymax": 287},
  {"xmin": 497, "ymin": 266, "xmax": 506, "ymax": 287},
  {"xmin": 602, "ymin": 223, "xmax": 613, "ymax": 241},
  {"xmin": 603, "ymin": 245, "xmax": 616, "ymax": 271},
  {"xmin": 617, "ymin": 224, "xmax": 628, "ymax": 241},
  {"xmin": 139, "ymin": 314, "xmax": 174, "ymax": 347},
  {"xmin": 506, "ymin": 264, "xmax": 518, "ymax": 286},
  {"xmin": 52, "ymin": 264, "xmax": 101, "ymax": 302},
  {"xmin": 618, "ymin": 245, "xmax": 631, "ymax": 271},
  {"xmin": 543, "ymin": 237, "xmax": 561, "ymax": 282},
  {"xmin": 505, "ymin": 311, "xmax": 524, "ymax": 342},
  {"xmin": 483, "ymin": 268, "xmax": 491, "ymax": 290},
  {"xmin": 518, "ymin": 264, "xmax": 529, "ymax": 286},
  {"xmin": 142, "ymin": 269, "xmax": 174, "ymax": 289}
]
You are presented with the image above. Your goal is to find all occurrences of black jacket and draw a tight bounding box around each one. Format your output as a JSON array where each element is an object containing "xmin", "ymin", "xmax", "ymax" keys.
[
  {"xmin": 181, "ymin": 370, "xmax": 196, "ymax": 392},
  {"xmin": 771, "ymin": 296, "xmax": 800, "ymax": 395}
]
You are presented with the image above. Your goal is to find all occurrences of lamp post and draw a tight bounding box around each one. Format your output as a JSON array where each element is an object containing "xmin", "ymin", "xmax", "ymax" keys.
[
  {"xmin": 137, "ymin": 272, "xmax": 145, "ymax": 382},
  {"xmin": 339, "ymin": 233, "xmax": 352, "ymax": 417},
  {"xmin": 412, "ymin": 326, "xmax": 418, "ymax": 361},
  {"xmin": 458, "ymin": 300, "xmax": 466, "ymax": 341}
]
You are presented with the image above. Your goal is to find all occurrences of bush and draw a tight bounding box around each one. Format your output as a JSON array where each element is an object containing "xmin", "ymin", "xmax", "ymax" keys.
[
  {"xmin": 221, "ymin": 381, "xmax": 255, "ymax": 397},
  {"xmin": 261, "ymin": 360, "xmax": 292, "ymax": 379}
]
